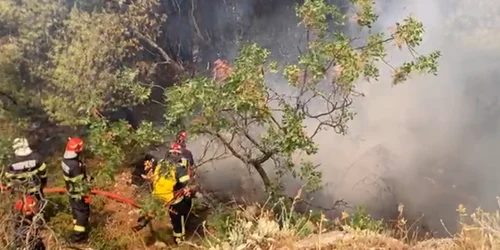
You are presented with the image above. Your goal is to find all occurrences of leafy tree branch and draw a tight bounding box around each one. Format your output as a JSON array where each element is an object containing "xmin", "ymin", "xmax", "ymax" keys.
[{"xmin": 164, "ymin": 0, "xmax": 441, "ymax": 194}]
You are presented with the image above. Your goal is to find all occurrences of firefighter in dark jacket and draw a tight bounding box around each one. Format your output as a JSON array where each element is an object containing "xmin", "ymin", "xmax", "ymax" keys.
[
  {"xmin": 4, "ymin": 138, "xmax": 48, "ymax": 200},
  {"xmin": 4, "ymin": 138, "xmax": 47, "ymax": 250},
  {"xmin": 61, "ymin": 137, "xmax": 92, "ymax": 243},
  {"xmin": 133, "ymin": 143, "xmax": 192, "ymax": 244},
  {"xmin": 176, "ymin": 130, "xmax": 201, "ymax": 200},
  {"xmin": 176, "ymin": 130, "xmax": 194, "ymax": 172}
]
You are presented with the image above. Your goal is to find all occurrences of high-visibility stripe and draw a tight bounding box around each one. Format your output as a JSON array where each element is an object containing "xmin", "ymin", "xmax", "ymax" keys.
[
  {"xmin": 69, "ymin": 194, "xmax": 85, "ymax": 199},
  {"xmin": 73, "ymin": 225, "xmax": 86, "ymax": 232},
  {"xmin": 26, "ymin": 187, "xmax": 40, "ymax": 194},
  {"xmin": 181, "ymin": 215, "xmax": 185, "ymax": 236},
  {"xmin": 173, "ymin": 232, "xmax": 183, "ymax": 237},
  {"xmin": 63, "ymin": 174, "xmax": 85, "ymax": 183},
  {"xmin": 179, "ymin": 175, "xmax": 190, "ymax": 183},
  {"xmin": 73, "ymin": 219, "xmax": 77, "ymax": 224},
  {"xmin": 5, "ymin": 170, "xmax": 38, "ymax": 178},
  {"xmin": 38, "ymin": 163, "xmax": 47, "ymax": 171}
]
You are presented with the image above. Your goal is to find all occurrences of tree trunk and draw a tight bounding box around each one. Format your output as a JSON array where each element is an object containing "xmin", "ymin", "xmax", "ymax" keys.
[{"xmin": 252, "ymin": 162, "xmax": 271, "ymax": 192}]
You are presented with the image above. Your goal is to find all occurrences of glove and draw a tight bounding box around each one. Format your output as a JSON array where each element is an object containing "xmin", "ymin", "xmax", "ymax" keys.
[
  {"xmin": 183, "ymin": 188, "xmax": 191, "ymax": 197},
  {"xmin": 83, "ymin": 195, "xmax": 91, "ymax": 204},
  {"xmin": 132, "ymin": 216, "xmax": 151, "ymax": 232}
]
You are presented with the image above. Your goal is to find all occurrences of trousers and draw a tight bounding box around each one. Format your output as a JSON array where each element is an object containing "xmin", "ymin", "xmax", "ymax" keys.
[
  {"xmin": 13, "ymin": 214, "xmax": 45, "ymax": 250},
  {"xmin": 169, "ymin": 197, "xmax": 192, "ymax": 241},
  {"xmin": 70, "ymin": 197, "xmax": 90, "ymax": 241}
]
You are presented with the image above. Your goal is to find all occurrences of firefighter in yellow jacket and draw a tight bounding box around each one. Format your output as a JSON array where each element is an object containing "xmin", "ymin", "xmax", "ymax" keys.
[{"xmin": 133, "ymin": 143, "xmax": 192, "ymax": 244}]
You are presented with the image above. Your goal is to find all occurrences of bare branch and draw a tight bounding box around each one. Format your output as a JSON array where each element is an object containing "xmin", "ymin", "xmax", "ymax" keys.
[
  {"xmin": 195, "ymin": 136, "xmax": 235, "ymax": 168},
  {"xmin": 354, "ymin": 36, "xmax": 394, "ymax": 50},
  {"xmin": 0, "ymin": 91, "xmax": 18, "ymax": 106},
  {"xmin": 205, "ymin": 129, "xmax": 249, "ymax": 164},
  {"xmin": 131, "ymin": 29, "xmax": 184, "ymax": 71}
]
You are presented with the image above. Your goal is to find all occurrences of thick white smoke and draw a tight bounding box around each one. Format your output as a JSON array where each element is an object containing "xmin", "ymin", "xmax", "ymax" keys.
[{"xmin": 193, "ymin": 0, "xmax": 500, "ymax": 235}]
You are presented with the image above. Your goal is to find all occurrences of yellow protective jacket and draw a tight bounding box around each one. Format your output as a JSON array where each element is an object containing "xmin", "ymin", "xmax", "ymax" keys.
[{"xmin": 152, "ymin": 159, "xmax": 190, "ymax": 205}]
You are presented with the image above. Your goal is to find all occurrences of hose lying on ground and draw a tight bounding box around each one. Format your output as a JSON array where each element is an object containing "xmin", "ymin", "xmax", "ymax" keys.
[{"xmin": 0, "ymin": 185, "xmax": 142, "ymax": 208}]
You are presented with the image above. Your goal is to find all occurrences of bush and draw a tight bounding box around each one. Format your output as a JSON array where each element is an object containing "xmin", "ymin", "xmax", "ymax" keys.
[{"xmin": 338, "ymin": 206, "xmax": 384, "ymax": 233}]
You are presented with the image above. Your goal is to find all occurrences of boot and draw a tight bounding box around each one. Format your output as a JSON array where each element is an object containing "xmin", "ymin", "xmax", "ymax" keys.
[
  {"xmin": 132, "ymin": 215, "xmax": 151, "ymax": 232},
  {"xmin": 30, "ymin": 238, "xmax": 46, "ymax": 250},
  {"xmin": 70, "ymin": 231, "xmax": 88, "ymax": 244},
  {"xmin": 174, "ymin": 236, "xmax": 185, "ymax": 245}
]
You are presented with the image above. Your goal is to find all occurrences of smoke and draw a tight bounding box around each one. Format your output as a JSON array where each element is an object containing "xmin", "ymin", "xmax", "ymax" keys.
[
  {"xmin": 335, "ymin": 0, "xmax": 500, "ymax": 234},
  {"xmin": 177, "ymin": 0, "xmax": 500, "ymax": 236}
]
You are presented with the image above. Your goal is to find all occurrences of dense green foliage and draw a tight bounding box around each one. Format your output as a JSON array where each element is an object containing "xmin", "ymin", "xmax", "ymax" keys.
[{"xmin": 0, "ymin": 0, "xmax": 173, "ymax": 127}]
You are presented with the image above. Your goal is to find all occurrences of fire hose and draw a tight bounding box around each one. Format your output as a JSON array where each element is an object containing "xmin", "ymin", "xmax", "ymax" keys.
[
  {"xmin": 0, "ymin": 185, "xmax": 194, "ymax": 209},
  {"xmin": 0, "ymin": 184, "xmax": 196, "ymax": 232},
  {"xmin": 0, "ymin": 185, "xmax": 142, "ymax": 208}
]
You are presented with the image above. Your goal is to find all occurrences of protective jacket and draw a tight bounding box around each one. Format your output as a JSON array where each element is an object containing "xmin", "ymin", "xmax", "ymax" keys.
[
  {"xmin": 152, "ymin": 157, "xmax": 192, "ymax": 243},
  {"xmin": 152, "ymin": 158, "xmax": 190, "ymax": 204},
  {"xmin": 5, "ymin": 152, "xmax": 47, "ymax": 195},
  {"xmin": 181, "ymin": 148, "xmax": 194, "ymax": 168},
  {"xmin": 61, "ymin": 154, "xmax": 91, "ymax": 243},
  {"xmin": 61, "ymin": 156, "xmax": 90, "ymax": 199}
]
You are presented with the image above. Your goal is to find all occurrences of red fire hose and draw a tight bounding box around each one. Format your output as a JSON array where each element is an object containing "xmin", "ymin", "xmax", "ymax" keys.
[{"xmin": 0, "ymin": 186, "xmax": 142, "ymax": 208}]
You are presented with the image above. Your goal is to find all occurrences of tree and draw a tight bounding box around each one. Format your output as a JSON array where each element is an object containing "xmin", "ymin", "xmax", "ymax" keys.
[
  {"xmin": 40, "ymin": 0, "xmax": 173, "ymax": 126},
  {"xmin": 0, "ymin": 0, "xmax": 182, "ymax": 127},
  {"xmin": 0, "ymin": 0, "xmax": 177, "ymax": 182},
  {"xmin": 164, "ymin": 0, "xmax": 441, "ymax": 192}
]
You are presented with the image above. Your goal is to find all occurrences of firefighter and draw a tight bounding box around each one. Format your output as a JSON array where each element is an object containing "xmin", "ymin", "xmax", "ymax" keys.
[
  {"xmin": 176, "ymin": 130, "xmax": 200, "ymax": 200},
  {"xmin": 4, "ymin": 137, "xmax": 48, "ymax": 202},
  {"xmin": 12, "ymin": 195, "xmax": 46, "ymax": 250},
  {"xmin": 61, "ymin": 137, "xmax": 92, "ymax": 243},
  {"xmin": 133, "ymin": 143, "xmax": 192, "ymax": 244},
  {"xmin": 176, "ymin": 130, "xmax": 194, "ymax": 170}
]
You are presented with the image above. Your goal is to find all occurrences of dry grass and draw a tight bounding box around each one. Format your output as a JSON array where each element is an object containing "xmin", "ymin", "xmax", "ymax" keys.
[
  {"xmin": 190, "ymin": 197, "xmax": 500, "ymax": 250},
  {"xmin": 4, "ymin": 175, "xmax": 500, "ymax": 250}
]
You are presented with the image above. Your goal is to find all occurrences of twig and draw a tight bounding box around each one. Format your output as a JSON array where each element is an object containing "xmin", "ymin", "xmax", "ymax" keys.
[
  {"xmin": 131, "ymin": 29, "xmax": 184, "ymax": 71},
  {"xmin": 189, "ymin": 0, "xmax": 204, "ymax": 41},
  {"xmin": 440, "ymin": 219, "xmax": 454, "ymax": 237}
]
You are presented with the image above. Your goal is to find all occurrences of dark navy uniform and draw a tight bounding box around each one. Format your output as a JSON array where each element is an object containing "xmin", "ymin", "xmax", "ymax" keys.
[
  {"xmin": 62, "ymin": 153, "xmax": 91, "ymax": 243},
  {"xmin": 5, "ymin": 152, "xmax": 47, "ymax": 200},
  {"xmin": 181, "ymin": 148, "xmax": 194, "ymax": 169}
]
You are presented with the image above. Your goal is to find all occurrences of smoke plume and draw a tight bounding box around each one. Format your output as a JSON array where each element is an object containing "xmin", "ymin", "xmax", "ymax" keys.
[{"xmin": 178, "ymin": 0, "xmax": 500, "ymax": 235}]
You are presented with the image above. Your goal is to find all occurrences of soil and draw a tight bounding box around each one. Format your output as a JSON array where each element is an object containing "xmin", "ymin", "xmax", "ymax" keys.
[{"xmin": 36, "ymin": 170, "xmax": 209, "ymax": 250}]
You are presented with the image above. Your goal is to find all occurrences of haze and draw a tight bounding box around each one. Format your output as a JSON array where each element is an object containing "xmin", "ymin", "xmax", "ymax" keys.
[{"xmin": 182, "ymin": 0, "xmax": 500, "ymax": 236}]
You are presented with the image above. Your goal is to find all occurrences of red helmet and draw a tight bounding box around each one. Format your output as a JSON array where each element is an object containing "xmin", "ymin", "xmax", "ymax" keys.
[
  {"xmin": 177, "ymin": 130, "xmax": 187, "ymax": 142},
  {"xmin": 169, "ymin": 143, "xmax": 182, "ymax": 154},
  {"xmin": 66, "ymin": 137, "xmax": 84, "ymax": 152},
  {"xmin": 14, "ymin": 196, "xmax": 37, "ymax": 215}
]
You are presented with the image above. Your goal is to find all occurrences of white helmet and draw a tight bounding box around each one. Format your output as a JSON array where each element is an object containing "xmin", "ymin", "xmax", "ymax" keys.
[{"xmin": 13, "ymin": 138, "xmax": 32, "ymax": 156}]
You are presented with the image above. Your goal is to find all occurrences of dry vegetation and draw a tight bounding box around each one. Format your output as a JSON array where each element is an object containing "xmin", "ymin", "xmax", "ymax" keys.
[
  {"xmin": 20, "ymin": 182, "xmax": 500, "ymax": 249},
  {"xmin": 195, "ymin": 198, "xmax": 500, "ymax": 250},
  {"xmin": 1, "ymin": 158, "xmax": 500, "ymax": 250}
]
